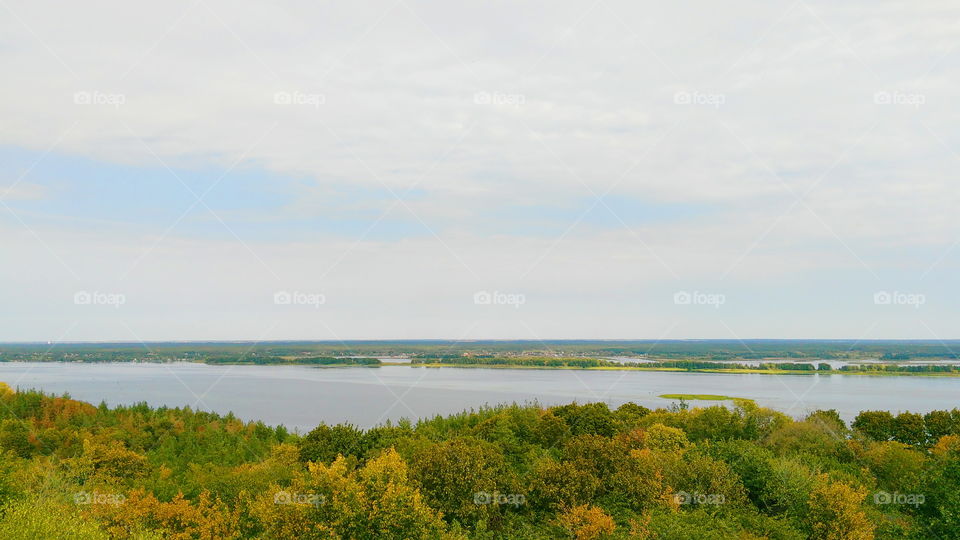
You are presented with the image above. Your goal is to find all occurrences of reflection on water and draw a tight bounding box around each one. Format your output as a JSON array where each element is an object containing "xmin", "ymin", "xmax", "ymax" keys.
[{"xmin": 0, "ymin": 362, "xmax": 957, "ymax": 432}]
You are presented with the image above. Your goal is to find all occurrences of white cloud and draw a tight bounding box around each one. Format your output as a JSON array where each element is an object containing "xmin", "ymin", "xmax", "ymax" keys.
[
  {"xmin": 1, "ymin": 181, "xmax": 48, "ymax": 201},
  {"xmin": 1, "ymin": 0, "xmax": 959, "ymax": 338}
]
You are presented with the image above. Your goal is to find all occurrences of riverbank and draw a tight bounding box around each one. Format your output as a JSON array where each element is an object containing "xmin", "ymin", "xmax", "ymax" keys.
[
  {"xmin": 4, "ymin": 357, "xmax": 960, "ymax": 377},
  {"xmin": 406, "ymin": 361, "xmax": 960, "ymax": 377}
]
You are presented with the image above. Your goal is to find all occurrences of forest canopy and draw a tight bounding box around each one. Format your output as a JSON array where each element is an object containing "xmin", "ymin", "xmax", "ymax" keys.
[{"xmin": 0, "ymin": 381, "xmax": 956, "ymax": 538}]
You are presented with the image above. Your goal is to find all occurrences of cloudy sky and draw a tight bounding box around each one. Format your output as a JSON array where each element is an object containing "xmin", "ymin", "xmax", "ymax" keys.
[{"xmin": 2, "ymin": 0, "xmax": 959, "ymax": 341}]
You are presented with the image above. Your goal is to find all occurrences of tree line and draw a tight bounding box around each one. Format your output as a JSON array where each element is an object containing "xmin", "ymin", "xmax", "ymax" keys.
[{"xmin": 0, "ymin": 381, "xmax": 957, "ymax": 538}]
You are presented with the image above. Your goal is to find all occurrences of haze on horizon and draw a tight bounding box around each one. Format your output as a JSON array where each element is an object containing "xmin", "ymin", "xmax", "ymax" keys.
[{"xmin": 2, "ymin": 1, "xmax": 959, "ymax": 342}]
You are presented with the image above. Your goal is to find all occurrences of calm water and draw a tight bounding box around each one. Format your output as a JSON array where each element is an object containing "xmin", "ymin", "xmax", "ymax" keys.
[{"xmin": 0, "ymin": 362, "xmax": 957, "ymax": 432}]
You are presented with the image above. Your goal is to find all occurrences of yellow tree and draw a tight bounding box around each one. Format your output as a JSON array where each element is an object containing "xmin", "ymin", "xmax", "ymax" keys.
[
  {"xmin": 556, "ymin": 504, "xmax": 616, "ymax": 540},
  {"xmin": 359, "ymin": 448, "xmax": 448, "ymax": 539},
  {"xmin": 253, "ymin": 449, "xmax": 451, "ymax": 539},
  {"xmin": 807, "ymin": 475, "xmax": 874, "ymax": 540}
]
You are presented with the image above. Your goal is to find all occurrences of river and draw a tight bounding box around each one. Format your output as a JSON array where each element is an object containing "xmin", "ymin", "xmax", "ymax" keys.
[{"xmin": 0, "ymin": 362, "xmax": 956, "ymax": 432}]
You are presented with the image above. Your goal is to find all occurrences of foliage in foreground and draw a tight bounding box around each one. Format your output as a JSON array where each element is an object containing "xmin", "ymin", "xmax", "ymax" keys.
[{"xmin": 0, "ymin": 381, "xmax": 957, "ymax": 538}]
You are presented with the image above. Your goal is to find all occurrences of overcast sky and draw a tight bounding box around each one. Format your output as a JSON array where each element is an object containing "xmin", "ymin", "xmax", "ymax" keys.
[{"xmin": 1, "ymin": 0, "xmax": 959, "ymax": 341}]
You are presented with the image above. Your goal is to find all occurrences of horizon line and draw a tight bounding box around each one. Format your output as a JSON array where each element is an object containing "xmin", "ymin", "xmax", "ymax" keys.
[{"xmin": 2, "ymin": 338, "xmax": 959, "ymax": 345}]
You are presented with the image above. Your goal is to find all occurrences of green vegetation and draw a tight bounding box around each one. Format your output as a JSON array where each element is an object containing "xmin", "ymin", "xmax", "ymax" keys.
[
  {"xmin": 6, "ymin": 342, "xmax": 960, "ymax": 378},
  {"xmin": 839, "ymin": 363, "xmax": 960, "ymax": 374},
  {"xmin": 0, "ymin": 381, "xmax": 957, "ymax": 538},
  {"xmin": 412, "ymin": 356, "xmax": 616, "ymax": 368},
  {"xmin": 203, "ymin": 356, "xmax": 381, "ymax": 367},
  {"xmin": 410, "ymin": 356, "xmax": 823, "ymax": 372},
  {"xmin": 633, "ymin": 360, "xmax": 820, "ymax": 372},
  {"xmin": 4, "ymin": 339, "xmax": 960, "ymax": 365},
  {"xmin": 658, "ymin": 394, "xmax": 742, "ymax": 401},
  {"xmin": 413, "ymin": 357, "xmax": 960, "ymax": 378}
]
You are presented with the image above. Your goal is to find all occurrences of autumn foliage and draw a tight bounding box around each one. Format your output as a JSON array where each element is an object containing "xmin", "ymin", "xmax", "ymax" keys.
[{"xmin": 0, "ymin": 387, "xmax": 956, "ymax": 538}]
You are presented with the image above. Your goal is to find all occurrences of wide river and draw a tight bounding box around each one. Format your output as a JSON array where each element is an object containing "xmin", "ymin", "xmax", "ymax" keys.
[{"xmin": 0, "ymin": 362, "xmax": 956, "ymax": 432}]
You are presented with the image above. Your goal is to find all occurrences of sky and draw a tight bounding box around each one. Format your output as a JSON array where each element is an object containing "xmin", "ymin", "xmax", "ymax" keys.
[{"xmin": 1, "ymin": 0, "xmax": 959, "ymax": 341}]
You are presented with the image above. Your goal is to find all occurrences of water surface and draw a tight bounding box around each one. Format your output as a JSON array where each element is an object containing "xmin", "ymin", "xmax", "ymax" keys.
[{"xmin": 0, "ymin": 362, "xmax": 956, "ymax": 432}]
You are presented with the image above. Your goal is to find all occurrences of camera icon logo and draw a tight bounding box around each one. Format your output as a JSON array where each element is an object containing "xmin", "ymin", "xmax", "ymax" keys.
[
  {"xmin": 274, "ymin": 91, "xmax": 292, "ymax": 105},
  {"xmin": 74, "ymin": 291, "xmax": 92, "ymax": 305},
  {"xmin": 274, "ymin": 291, "xmax": 292, "ymax": 305},
  {"xmin": 74, "ymin": 491, "xmax": 92, "ymax": 505},
  {"xmin": 674, "ymin": 491, "xmax": 691, "ymax": 505},
  {"xmin": 473, "ymin": 291, "xmax": 492, "ymax": 305},
  {"xmin": 673, "ymin": 291, "xmax": 692, "ymax": 305},
  {"xmin": 873, "ymin": 291, "xmax": 891, "ymax": 305},
  {"xmin": 73, "ymin": 91, "xmax": 92, "ymax": 105}
]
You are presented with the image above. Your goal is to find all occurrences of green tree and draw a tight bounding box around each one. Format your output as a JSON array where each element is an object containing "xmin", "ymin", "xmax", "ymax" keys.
[
  {"xmin": 0, "ymin": 419, "xmax": 35, "ymax": 458},
  {"xmin": 892, "ymin": 412, "xmax": 926, "ymax": 447},
  {"xmin": 852, "ymin": 411, "xmax": 895, "ymax": 442},
  {"xmin": 919, "ymin": 441, "xmax": 960, "ymax": 538},
  {"xmin": 528, "ymin": 458, "xmax": 600, "ymax": 510},
  {"xmin": 299, "ymin": 424, "xmax": 368, "ymax": 463},
  {"xmin": 562, "ymin": 434, "xmax": 630, "ymax": 484},
  {"xmin": 806, "ymin": 409, "xmax": 847, "ymax": 435},
  {"xmin": 0, "ymin": 497, "xmax": 112, "ymax": 540},
  {"xmin": 551, "ymin": 403, "xmax": 616, "ymax": 437},
  {"xmin": 861, "ymin": 441, "xmax": 926, "ymax": 494},
  {"xmin": 533, "ymin": 410, "xmax": 569, "ymax": 447},
  {"xmin": 410, "ymin": 437, "xmax": 512, "ymax": 525},
  {"xmin": 613, "ymin": 402, "xmax": 650, "ymax": 432},
  {"xmin": 645, "ymin": 423, "xmax": 690, "ymax": 453},
  {"xmin": 924, "ymin": 410, "xmax": 955, "ymax": 442}
]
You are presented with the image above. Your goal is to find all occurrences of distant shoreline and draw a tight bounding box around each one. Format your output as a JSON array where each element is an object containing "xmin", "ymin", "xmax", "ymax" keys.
[
  {"xmin": 406, "ymin": 361, "xmax": 960, "ymax": 377},
  {"xmin": 2, "ymin": 358, "xmax": 957, "ymax": 377}
]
